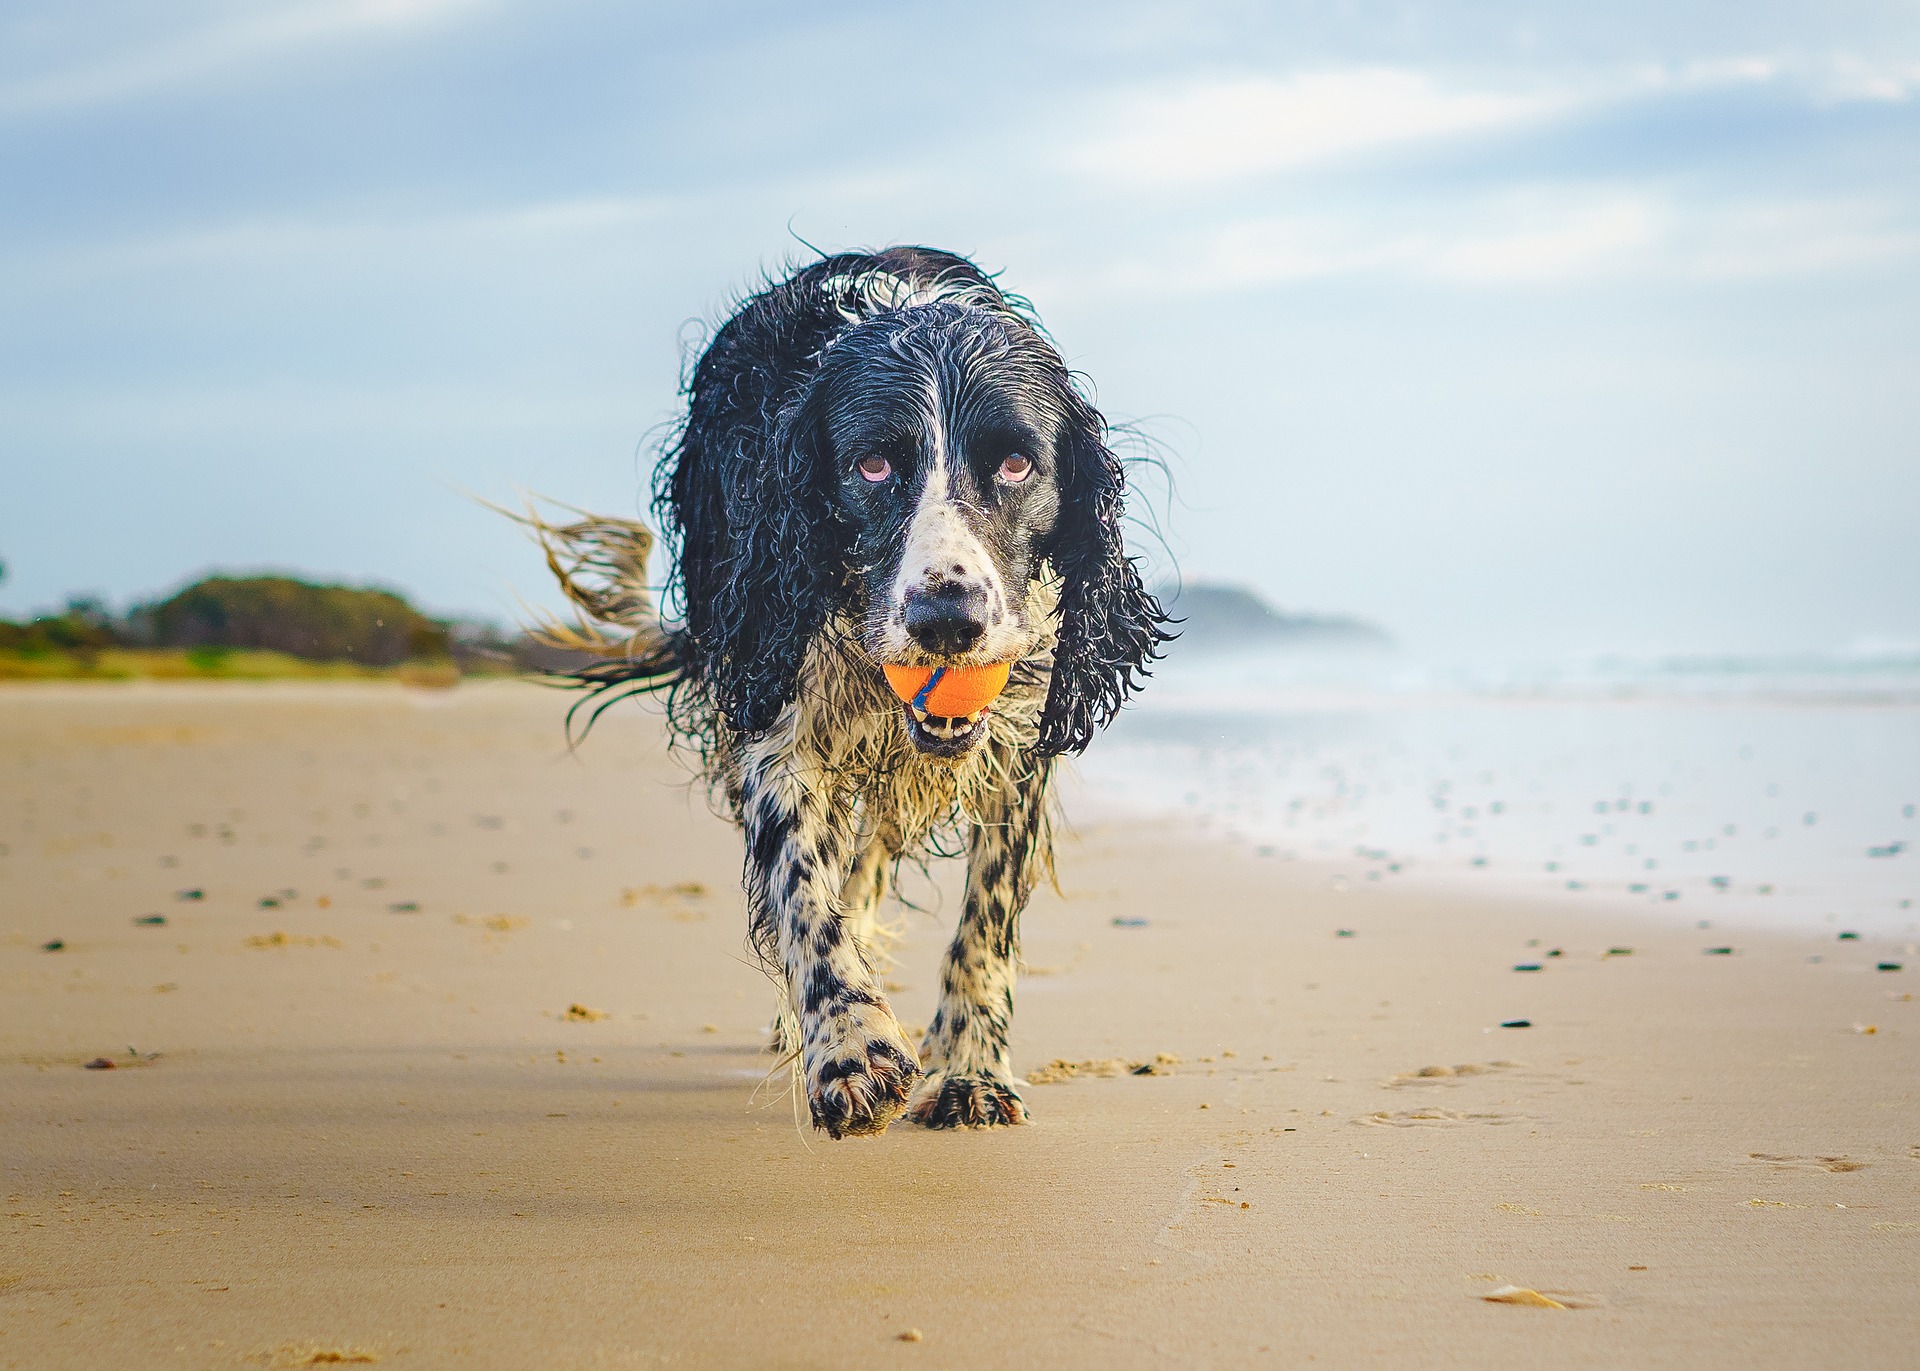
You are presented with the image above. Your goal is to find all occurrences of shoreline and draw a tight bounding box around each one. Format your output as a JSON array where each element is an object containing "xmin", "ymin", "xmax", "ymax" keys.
[{"xmin": 1059, "ymin": 779, "xmax": 1920, "ymax": 946}]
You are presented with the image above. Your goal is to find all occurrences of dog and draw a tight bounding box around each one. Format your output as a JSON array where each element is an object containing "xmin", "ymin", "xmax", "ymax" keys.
[{"xmin": 530, "ymin": 246, "xmax": 1170, "ymax": 1136}]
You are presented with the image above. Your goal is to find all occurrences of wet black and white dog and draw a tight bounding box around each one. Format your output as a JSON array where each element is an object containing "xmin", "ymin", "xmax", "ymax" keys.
[{"xmin": 537, "ymin": 246, "xmax": 1169, "ymax": 1137}]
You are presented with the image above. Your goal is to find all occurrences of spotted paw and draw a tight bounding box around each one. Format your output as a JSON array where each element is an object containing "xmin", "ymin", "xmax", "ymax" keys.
[
  {"xmin": 907, "ymin": 1071, "xmax": 1030, "ymax": 1129},
  {"xmin": 806, "ymin": 1016, "xmax": 920, "ymax": 1139}
]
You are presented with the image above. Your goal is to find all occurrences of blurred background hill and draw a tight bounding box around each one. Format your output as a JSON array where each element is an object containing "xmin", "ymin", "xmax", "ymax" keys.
[
  {"xmin": 0, "ymin": 565, "xmax": 523, "ymax": 681},
  {"xmin": 1157, "ymin": 581, "xmax": 1391, "ymax": 655}
]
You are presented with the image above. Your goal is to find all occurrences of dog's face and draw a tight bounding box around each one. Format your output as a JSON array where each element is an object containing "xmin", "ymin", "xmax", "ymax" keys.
[{"xmin": 809, "ymin": 305, "xmax": 1072, "ymax": 757}]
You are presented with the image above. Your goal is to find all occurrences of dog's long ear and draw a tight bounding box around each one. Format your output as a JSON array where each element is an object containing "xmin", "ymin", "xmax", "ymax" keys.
[
  {"xmin": 1036, "ymin": 394, "xmax": 1173, "ymax": 756},
  {"xmin": 687, "ymin": 392, "xmax": 842, "ymax": 739}
]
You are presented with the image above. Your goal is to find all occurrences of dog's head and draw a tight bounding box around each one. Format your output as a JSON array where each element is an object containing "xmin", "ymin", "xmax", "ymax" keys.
[{"xmin": 702, "ymin": 299, "xmax": 1168, "ymax": 758}]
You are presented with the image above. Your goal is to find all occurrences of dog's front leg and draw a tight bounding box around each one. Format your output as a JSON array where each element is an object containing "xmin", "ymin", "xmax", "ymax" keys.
[
  {"xmin": 741, "ymin": 753, "xmax": 919, "ymax": 1138},
  {"xmin": 909, "ymin": 752, "xmax": 1052, "ymax": 1128}
]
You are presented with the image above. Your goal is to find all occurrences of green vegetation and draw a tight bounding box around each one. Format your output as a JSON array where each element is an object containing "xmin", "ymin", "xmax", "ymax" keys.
[
  {"xmin": 0, "ymin": 573, "xmax": 518, "ymax": 684},
  {"xmin": 0, "ymin": 646, "xmax": 464, "ymax": 685},
  {"xmin": 136, "ymin": 575, "xmax": 452, "ymax": 664}
]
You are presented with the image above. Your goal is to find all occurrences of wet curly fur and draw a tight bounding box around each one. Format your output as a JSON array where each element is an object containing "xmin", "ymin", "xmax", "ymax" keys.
[{"xmin": 536, "ymin": 246, "xmax": 1169, "ymax": 1136}]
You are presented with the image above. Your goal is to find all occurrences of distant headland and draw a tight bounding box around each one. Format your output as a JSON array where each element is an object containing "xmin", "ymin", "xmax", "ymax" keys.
[{"xmin": 1156, "ymin": 582, "xmax": 1392, "ymax": 654}]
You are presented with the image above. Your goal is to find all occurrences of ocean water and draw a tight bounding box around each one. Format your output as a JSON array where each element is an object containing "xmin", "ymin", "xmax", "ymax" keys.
[{"xmin": 1070, "ymin": 646, "xmax": 1920, "ymax": 937}]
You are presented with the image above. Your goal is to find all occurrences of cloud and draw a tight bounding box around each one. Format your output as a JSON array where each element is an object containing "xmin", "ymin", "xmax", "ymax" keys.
[
  {"xmin": 1681, "ymin": 199, "xmax": 1920, "ymax": 277},
  {"xmin": 12, "ymin": 193, "xmax": 680, "ymax": 287},
  {"xmin": 1809, "ymin": 53, "xmax": 1920, "ymax": 103},
  {"xmin": 0, "ymin": 0, "xmax": 499, "ymax": 117},
  {"xmin": 1068, "ymin": 68, "xmax": 1565, "ymax": 186},
  {"xmin": 1636, "ymin": 50, "xmax": 1920, "ymax": 103},
  {"xmin": 1434, "ymin": 197, "xmax": 1661, "ymax": 282},
  {"xmin": 1049, "ymin": 188, "xmax": 1916, "ymax": 299},
  {"xmin": 1063, "ymin": 50, "xmax": 1920, "ymax": 192}
]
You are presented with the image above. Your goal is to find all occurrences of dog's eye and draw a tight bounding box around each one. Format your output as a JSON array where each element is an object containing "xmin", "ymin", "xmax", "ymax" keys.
[
  {"xmin": 997, "ymin": 454, "xmax": 1033, "ymax": 484},
  {"xmin": 856, "ymin": 456, "xmax": 892, "ymax": 483}
]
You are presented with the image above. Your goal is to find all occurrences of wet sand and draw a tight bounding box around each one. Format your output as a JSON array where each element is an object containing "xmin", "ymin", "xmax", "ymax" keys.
[{"xmin": 2, "ymin": 682, "xmax": 1916, "ymax": 1369}]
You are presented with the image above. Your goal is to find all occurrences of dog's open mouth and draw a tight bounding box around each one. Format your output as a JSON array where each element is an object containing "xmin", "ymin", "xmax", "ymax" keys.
[{"xmin": 900, "ymin": 702, "xmax": 991, "ymax": 756}]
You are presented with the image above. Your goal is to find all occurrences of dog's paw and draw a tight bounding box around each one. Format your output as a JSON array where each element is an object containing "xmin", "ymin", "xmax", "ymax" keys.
[
  {"xmin": 907, "ymin": 1071, "xmax": 1030, "ymax": 1129},
  {"xmin": 806, "ymin": 1013, "xmax": 920, "ymax": 1139}
]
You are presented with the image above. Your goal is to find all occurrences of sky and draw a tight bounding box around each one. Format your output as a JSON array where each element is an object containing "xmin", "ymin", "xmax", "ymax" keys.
[{"xmin": 2, "ymin": 0, "xmax": 1917, "ymax": 658}]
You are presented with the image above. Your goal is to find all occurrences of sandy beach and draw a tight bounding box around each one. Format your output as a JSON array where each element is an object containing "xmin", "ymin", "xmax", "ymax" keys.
[{"xmin": 2, "ymin": 681, "xmax": 1916, "ymax": 1369}]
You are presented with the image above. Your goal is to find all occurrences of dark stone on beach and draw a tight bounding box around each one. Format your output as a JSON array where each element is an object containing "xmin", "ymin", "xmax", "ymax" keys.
[
  {"xmin": 1879, "ymin": 962, "xmax": 1905, "ymax": 972},
  {"xmin": 1514, "ymin": 963, "xmax": 1543, "ymax": 972},
  {"xmin": 133, "ymin": 915, "xmax": 167, "ymax": 926},
  {"xmin": 1546, "ymin": 949, "xmax": 1563, "ymax": 958},
  {"xmin": 1838, "ymin": 931, "xmax": 1860, "ymax": 940},
  {"xmin": 1704, "ymin": 947, "xmax": 1734, "ymax": 956},
  {"xmin": 83, "ymin": 1057, "xmax": 116, "ymax": 1070},
  {"xmin": 1336, "ymin": 929, "xmax": 1356, "ymax": 938},
  {"xmin": 258, "ymin": 897, "xmax": 280, "ymax": 908},
  {"xmin": 1111, "ymin": 917, "xmax": 1148, "ymax": 928},
  {"xmin": 177, "ymin": 889, "xmax": 204, "ymax": 901},
  {"xmin": 389, "ymin": 901, "xmax": 420, "ymax": 913},
  {"xmin": 42, "ymin": 939, "xmax": 65, "ymax": 952},
  {"xmin": 1607, "ymin": 947, "xmax": 1634, "ymax": 956},
  {"xmin": 1500, "ymin": 1019, "xmax": 1532, "ymax": 1028}
]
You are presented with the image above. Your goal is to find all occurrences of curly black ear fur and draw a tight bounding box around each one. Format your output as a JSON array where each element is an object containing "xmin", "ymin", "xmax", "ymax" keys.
[
  {"xmin": 676, "ymin": 386, "xmax": 843, "ymax": 739},
  {"xmin": 1036, "ymin": 393, "xmax": 1174, "ymax": 756}
]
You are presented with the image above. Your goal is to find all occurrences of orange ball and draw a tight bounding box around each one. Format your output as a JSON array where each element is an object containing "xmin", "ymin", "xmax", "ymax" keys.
[{"xmin": 881, "ymin": 662, "xmax": 1012, "ymax": 718}]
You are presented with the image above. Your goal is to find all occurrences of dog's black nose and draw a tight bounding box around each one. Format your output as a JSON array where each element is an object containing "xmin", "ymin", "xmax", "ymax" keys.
[{"xmin": 904, "ymin": 585, "xmax": 988, "ymax": 655}]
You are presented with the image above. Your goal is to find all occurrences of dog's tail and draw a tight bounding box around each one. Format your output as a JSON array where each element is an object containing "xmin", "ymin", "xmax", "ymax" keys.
[{"xmin": 499, "ymin": 499, "xmax": 687, "ymax": 737}]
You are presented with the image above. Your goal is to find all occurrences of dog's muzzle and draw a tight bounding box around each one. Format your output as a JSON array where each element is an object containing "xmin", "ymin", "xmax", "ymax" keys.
[{"xmin": 899, "ymin": 698, "xmax": 991, "ymax": 757}]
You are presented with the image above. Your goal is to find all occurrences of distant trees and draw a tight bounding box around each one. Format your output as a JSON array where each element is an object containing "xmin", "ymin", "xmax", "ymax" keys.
[
  {"xmin": 127, "ymin": 576, "xmax": 452, "ymax": 665},
  {"xmin": 0, "ymin": 600, "xmax": 121, "ymax": 655}
]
